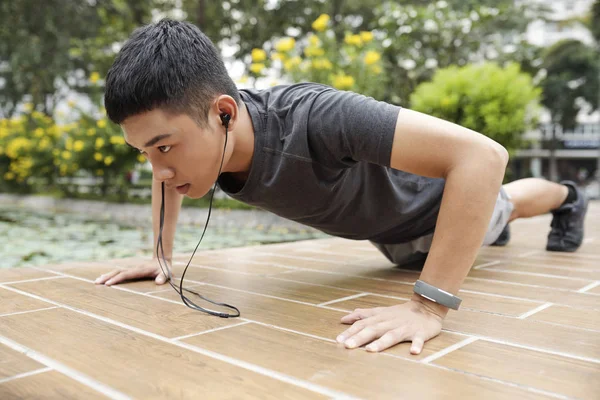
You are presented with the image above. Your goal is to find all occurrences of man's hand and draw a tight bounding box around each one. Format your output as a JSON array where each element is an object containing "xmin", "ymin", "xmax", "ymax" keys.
[
  {"xmin": 94, "ymin": 259, "xmax": 172, "ymax": 286},
  {"xmin": 336, "ymin": 296, "xmax": 445, "ymax": 354}
]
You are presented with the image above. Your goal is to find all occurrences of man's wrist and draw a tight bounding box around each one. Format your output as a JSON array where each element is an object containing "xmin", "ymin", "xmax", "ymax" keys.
[{"xmin": 411, "ymin": 292, "xmax": 449, "ymax": 319}]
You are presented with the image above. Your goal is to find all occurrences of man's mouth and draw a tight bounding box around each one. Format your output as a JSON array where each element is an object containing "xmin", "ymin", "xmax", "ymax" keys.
[{"xmin": 176, "ymin": 183, "xmax": 190, "ymax": 195}]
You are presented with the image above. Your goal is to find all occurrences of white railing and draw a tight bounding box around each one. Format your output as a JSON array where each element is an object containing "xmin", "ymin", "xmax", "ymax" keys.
[{"xmin": 524, "ymin": 123, "xmax": 600, "ymax": 141}]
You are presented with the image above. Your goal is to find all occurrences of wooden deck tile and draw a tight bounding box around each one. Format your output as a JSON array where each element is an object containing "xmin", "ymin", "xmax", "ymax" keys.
[
  {"xmin": 0, "ymin": 267, "xmax": 55, "ymax": 283},
  {"xmin": 432, "ymin": 340, "xmax": 600, "ymax": 399},
  {"xmin": 0, "ymin": 371, "xmax": 107, "ymax": 399},
  {"xmin": 0, "ymin": 286, "xmax": 55, "ymax": 316},
  {"xmin": 331, "ymin": 295, "xmax": 600, "ymax": 360},
  {"xmin": 527, "ymin": 304, "xmax": 600, "ymax": 332},
  {"xmin": 277, "ymin": 270, "xmax": 541, "ymax": 316},
  {"xmin": 0, "ymin": 308, "xmax": 325, "ymax": 399},
  {"xmin": 6, "ymin": 278, "xmax": 238, "ymax": 339},
  {"xmin": 188, "ymin": 323, "xmax": 547, "ymax": 400},
  {"xmin": 0, "ymin": 345, "xmax": 44, "ymax": 379}
]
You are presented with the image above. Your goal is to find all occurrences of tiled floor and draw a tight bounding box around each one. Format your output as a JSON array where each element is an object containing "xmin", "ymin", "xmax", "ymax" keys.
[{"xmin": 1, "ymin": 202, "xmax": 599, "ymax": 399}]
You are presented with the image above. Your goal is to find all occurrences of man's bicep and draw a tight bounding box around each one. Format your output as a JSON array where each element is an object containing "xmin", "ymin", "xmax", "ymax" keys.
[{"xmin": 389, "ymin": 108, "xmax": 506, "ymax": 178}]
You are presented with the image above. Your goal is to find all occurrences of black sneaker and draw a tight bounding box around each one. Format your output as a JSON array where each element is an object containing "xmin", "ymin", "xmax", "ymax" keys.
[
  {"xmin": 546, "ymin": 181, "xmax": 588, "ymax": 252},
  {"xmin": 491, "ymin": 224, "xmax": 510, "ymax": 246}
]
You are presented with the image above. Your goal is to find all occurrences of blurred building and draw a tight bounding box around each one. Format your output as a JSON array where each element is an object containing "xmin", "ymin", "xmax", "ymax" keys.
[{"xmin": 512, "ymin": 0, "xmax": 599, "ymax": 197}]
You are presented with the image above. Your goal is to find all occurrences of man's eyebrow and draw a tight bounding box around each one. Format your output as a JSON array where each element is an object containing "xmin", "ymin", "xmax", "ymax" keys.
[{"xmin": 125, "ymin": 134, "xmax": 173, "ymax": 150}]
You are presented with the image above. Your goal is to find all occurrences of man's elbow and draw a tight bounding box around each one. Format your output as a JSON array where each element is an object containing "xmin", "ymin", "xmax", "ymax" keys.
[{"xmin": 487, "ymin": 143, "xmax": 509, "ymax": 176}]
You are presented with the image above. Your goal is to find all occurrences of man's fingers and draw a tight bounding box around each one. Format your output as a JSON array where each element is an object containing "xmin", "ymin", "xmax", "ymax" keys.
[
  {"xmin": 341, "ymin": 323, "xmax": 389, "ymax": 349},
  {"xmin": 365, "ymin": 327, "xmax": 410, "ymax": 352},
  {"xmin": 340, "ymin": 308, "xmax": 377, "ymax": 324},
  {"xmin": 410, "ymin": 336, "xmax": 425, "ymax": 355},
  {"xmin": 94, "ymin": 270, "xmax": 121, "ymax": 285}
]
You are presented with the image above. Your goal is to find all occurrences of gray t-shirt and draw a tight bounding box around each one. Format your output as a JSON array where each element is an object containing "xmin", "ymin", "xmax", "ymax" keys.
[{"xmin": 217, "ymin": 82, "xmax": 445, "ymax": 244}]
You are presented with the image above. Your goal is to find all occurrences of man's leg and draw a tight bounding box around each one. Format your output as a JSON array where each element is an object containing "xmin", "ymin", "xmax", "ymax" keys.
[
  {"xmin": 503, "ymin": 178, "xmax": 568, "ymax": 222},
  {"xmin": 499, "ymin": 178, "xmax": 588, "ymax": 252}
]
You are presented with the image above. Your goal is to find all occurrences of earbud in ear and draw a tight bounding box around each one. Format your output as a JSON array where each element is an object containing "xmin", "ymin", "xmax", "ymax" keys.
[{"xmin": 220, "ymin": 113, "xmax": 231, "ymax": 127}]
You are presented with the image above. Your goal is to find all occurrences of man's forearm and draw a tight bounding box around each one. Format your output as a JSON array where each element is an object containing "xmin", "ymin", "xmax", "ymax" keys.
[
  {"xmin": 416, "ymin": 146, "xmax": 508, "ymax": 316},
  {"xmin": 152, "ymin": 178, "xmax": 183, "ymax": 260}
]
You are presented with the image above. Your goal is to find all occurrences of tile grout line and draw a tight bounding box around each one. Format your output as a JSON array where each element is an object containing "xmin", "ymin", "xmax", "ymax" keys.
[
  {"xmin": 472, "ymin": 268, "xmax": 594, "ymax": 282},
  {"xmin": 0, "ymin": 333, "xmax": 132, "ymax": 400},
  {"xmin": 318, "ymin": 293, "xmax": 370, "ymax": 306},
  {"xmin": 0, "ymin": 275, "xmax": 66, "ymax": 285},
  {"xmin": 0, "ymin": 367, "xmax": 53, "ymax": 385},
  {"xmin": 0, "ymin": 283, "xmax": 358, "ymax": 400},
  {"xmin": 472, "ymin": 260, "xmax": 502, "ymax": 270},
  {"xmin": 27, "ymin": 266, "xmax": 600, "ymax": 365},
  {"xmin": 0, "ymin": 306, "xmax": 60, "ymax": 318},
  {"xmin": 444, "ymin": 328, "xmax": 600, "ymax": 365},
  {"xmin": 419, "ymin": 337, "xmax": 479, "ymax": 364},
  {"xmin": 577, "ymin": 281, "xmax": 600, "ymax": 293},
  {"xmin": 170, "ymin": 321, "xmax": 252, "ymax": 341},
  {"xmin": 517, "ymin": 302, "xmax": 554, "ymax": 319}
]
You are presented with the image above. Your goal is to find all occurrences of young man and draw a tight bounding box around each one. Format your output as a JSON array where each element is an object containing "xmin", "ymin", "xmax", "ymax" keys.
[{"xmin": 95, "ymin": 19, "xmax": 588, "ymax": 355}]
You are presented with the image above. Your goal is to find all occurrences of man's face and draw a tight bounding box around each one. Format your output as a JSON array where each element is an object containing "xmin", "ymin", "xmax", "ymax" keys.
[{"xmin": 122, "ymin": 108, "xmax": 226, "ymax": 199}]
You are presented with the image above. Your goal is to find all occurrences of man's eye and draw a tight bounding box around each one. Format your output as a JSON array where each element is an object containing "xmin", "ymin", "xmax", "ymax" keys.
[{"xmin": 158, "ymin": 145, "xmax": 171, "ymax": 153}]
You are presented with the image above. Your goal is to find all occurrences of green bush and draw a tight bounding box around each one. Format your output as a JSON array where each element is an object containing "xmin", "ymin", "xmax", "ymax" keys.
[{"xmin": 410, "ymin": 62, "xmax": 541, "ymax": 154}]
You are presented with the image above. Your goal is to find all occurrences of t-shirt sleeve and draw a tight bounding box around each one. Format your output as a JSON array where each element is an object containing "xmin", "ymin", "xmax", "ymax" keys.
[{"xmin": 307, "ymin": 88, "xmax": 401, "ymax": 168}]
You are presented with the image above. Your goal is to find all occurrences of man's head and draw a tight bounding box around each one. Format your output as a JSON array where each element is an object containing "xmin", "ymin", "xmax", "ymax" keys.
[{"xmin": 105, "ymin": 19, "xmax": 244, "ymax": 199}]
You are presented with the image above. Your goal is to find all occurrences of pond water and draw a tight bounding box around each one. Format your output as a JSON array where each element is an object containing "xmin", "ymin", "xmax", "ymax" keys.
[{"xmin": 0, "ymin": 206, "xmax": 326, "ymax": 268}]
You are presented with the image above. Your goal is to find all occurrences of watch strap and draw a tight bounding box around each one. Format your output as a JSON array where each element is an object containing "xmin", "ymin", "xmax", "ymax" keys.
[{"xmin": 413, "ymin": 280, "xmax": 462, "ymax": 310}]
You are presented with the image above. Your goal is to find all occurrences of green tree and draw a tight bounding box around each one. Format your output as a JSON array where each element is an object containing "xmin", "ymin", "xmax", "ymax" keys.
[
  {"xmin": 410, "ymin": 62, "xmax": 541, "ymax": 156},
  {"xmin": 375, "ymin": 1, "xmax": 549, "ymax": 105}
]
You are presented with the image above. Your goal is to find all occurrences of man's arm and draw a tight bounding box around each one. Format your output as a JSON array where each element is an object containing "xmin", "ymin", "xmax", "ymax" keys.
[
  {"xmin": 389, "ymin": 108, "xmax": 508, "ymax": 316},
  {"xmin": 94, "ymin": 176, "xmax": 183, "ymax": 286},
  {"xmin": 336, "ymin": 108, "xmax": 508, "ymax": 353}
]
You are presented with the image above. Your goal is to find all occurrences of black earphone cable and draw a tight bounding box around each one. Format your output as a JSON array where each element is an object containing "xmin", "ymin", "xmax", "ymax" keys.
[{"xmin": 155, "ymin": 118, "xmax": 240, "ymax": 318}]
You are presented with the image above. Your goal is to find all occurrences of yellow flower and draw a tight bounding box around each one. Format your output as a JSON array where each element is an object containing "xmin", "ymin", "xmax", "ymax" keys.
[
  {"xmin": 104, "ymin": 156, "xmax": 114, "ymax": 166},
  {"xmin": 360, "ymin": 31, "xmax": 374, "ymax": 43},
  {"xmin": 309, "ymin": 35, "xmax": 321, "ymax": 47},
  {"xmin": 90, "ymin": 72, "xmax": 100, "ymax": 84},
  {"xmin": 311, "ymin": 58, "xmax": 333, "ymax": 70},
  {"xmin": 4, "ymin": 172, "xmax": 15, "ymax": 180},
  {"xmin": 109, "ymin": 136, "xmax": 125, "ymax": 145},
  {"xmin": 283, "ymin": 56, "xmax": 302, "ymax": 72},
  {"xmin": 275, "ymin": 37, "xmax": 296, "ymax": 53},
  {"xmin": 39, "ymin": 138, "xmax": 50, "ymax": 150},
  {"xmin": 237, "ymin": 75, "xmax": 249, "ymax": 84},
  {"xmin": 23, "ymin": 103, "xmax": 34, "ymax": 112},
  {"xmin": 251, "ymin": 48, "xmax": 267, "ymax": 62},
  {"xmin": 364, "ymin": 50, "xmax": 381, "ymax": 65},
  {"xmin": 250, "ymin": 63, "xmax": 265, "ymax": 74},
  {"xmin": 95, "ymin": 138, "xmax": 105, "ymax": 148},
  {"xmin": 312, "ymin": 14, "xmax": 330, "ymax": 32},
  {"xmin": 271, "ymin": 52, "xmax": 286, "ymax": 61},
  {"xmin": 87, "ymin": 128, "xmax": 96, "ymax": 136},
  {"xmin": 137, "ymin": 154, "xmax": 146, "ymax": 163},
  {"xmin": 34, "ymin": 128, "xmax": 44, "ymax": 137},
  {"xmin": 370, "ymin": 65, "xmax": 383, "ymax": 75},
  {"xmin": 62, "ymin": 151, "xmax": 72, "ymax": 160},
  {"xmin": 94, "ymin": 152, "xmax": 103, "ymax": 161},
  {"xmin": 67, "ymin": 100, "xmax": 76, "ymax": 107},
  {"xmin": 344, "ymin": 34, "xmax": 363, "ymax": 46},
  {"xmin": 304, "ymin": 46, "xmax": 325, "ymax": 57},
  {"xmin": 74, "ymin": 140, "xmax": 84, "ymax": 152},
  {"xmin": 97, "ymin": 119, "xmax": 107, "ymax": 129},
  {"xmin": 60, "ymin": 165, "xmax": 67, "ymax": 176},
  {"xmin": 332, "ymin": 73, "xmax": 355, "ymax": 90},
  {"xmin": 65, "ymin": 137, "xmax": 73, "ymax": 150}
]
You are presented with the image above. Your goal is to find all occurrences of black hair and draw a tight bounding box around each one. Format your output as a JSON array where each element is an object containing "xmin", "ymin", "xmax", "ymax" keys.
[{"xmin": 104, "ymin": 19, "xmax": 241, "ymax": 126}]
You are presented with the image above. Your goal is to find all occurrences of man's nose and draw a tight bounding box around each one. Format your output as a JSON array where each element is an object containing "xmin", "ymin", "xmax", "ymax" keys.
[{"xmin": 152, "ymin": 165, "xmax": 174, "ymax": 182}]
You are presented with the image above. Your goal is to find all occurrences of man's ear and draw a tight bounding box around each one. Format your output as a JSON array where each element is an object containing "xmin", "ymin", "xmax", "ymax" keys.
[{"xmin": 214, "ymin": 94, "xmax": 237, "ymax": 129}]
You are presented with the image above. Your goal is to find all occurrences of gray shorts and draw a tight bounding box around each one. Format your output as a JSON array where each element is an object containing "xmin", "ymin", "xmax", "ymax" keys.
[{"xmin": 370, "ymin": 187, "xmax": 514, "ymax": 267}]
